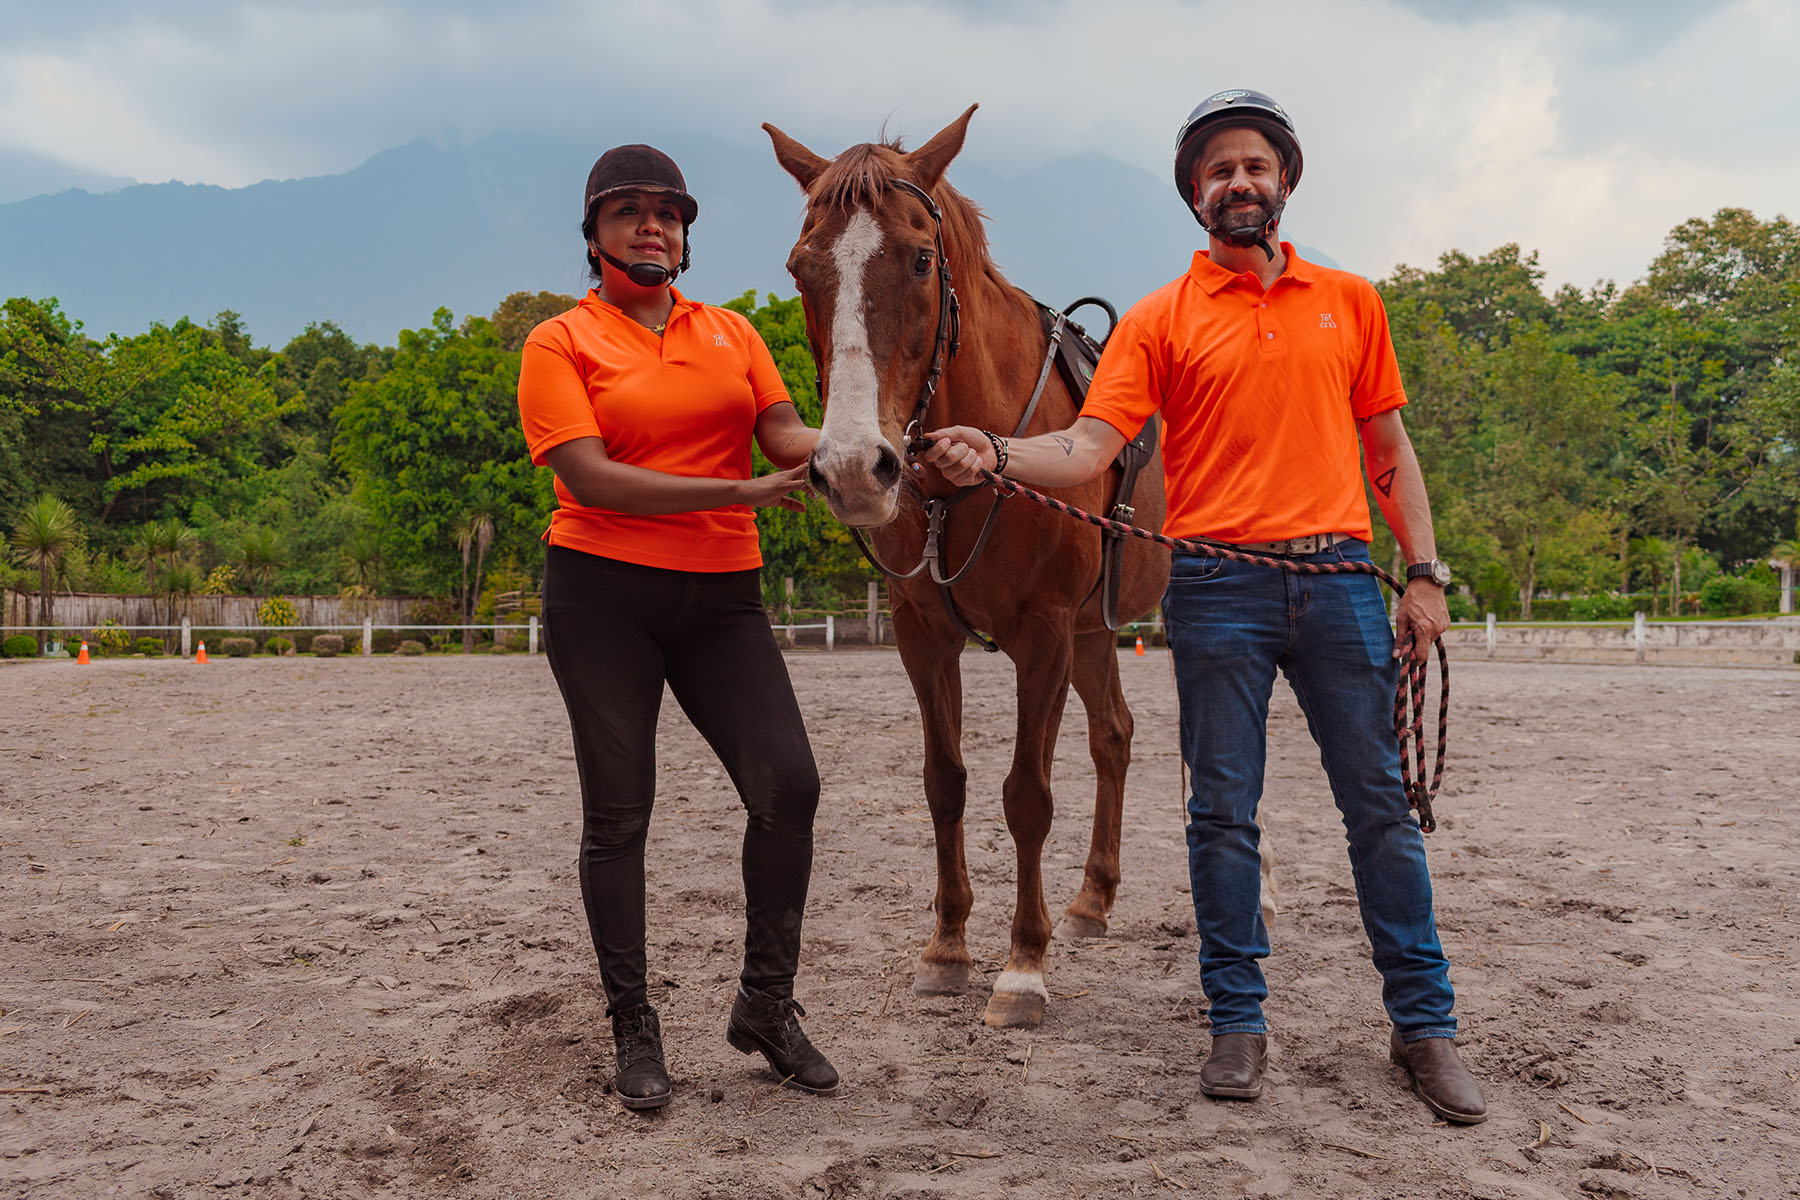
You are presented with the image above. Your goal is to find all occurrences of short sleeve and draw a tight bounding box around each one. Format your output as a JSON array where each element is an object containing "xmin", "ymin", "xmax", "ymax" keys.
[
  {"xmin": 1078, "ymin": 311, "xmax": 1164, "ymax": 440},
  {"xmin": 743, "ymin": 317, "xmax": 792, "ymax": 414},
  {"xmin": 1347, "ymin": 281, "xmax": 1407, "ymax": 420},
  {"xmin": 518, "ymin": 322, "xmax": 602, "ymax": 465}
]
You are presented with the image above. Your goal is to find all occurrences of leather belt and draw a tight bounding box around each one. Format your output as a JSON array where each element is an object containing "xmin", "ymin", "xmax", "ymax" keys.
[{"xmin": 1223, "ymin": 532, "xmax": 1358, "ymax": 556}]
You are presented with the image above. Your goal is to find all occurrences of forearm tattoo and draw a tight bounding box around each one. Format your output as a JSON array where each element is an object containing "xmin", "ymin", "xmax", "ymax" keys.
[
  {"xmin": 1374, "ymin": 466, "xmax": 1397, "ymax": 498},
  {"xmin": 1052, "ymin": 435, "xmax": 1075, "ymax": 456}
]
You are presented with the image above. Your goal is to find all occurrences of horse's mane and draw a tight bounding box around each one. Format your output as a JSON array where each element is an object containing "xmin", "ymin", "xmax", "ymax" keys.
[{"xmin": 809, "ymin": 139, "xmax": 998, "ymax": 284}]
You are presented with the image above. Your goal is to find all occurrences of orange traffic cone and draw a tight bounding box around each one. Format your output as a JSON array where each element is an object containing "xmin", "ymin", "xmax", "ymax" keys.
[
  {"xmin": 195, "ymin": 641, "xmax": 208, "ymax": 664},
  {"xmin": 1134, "ymin": 635, "xmax": 1146, "ymax": 656},
  {"xmin": 77, "ymin": 641, "xmax": 90, "ymax": 664}
]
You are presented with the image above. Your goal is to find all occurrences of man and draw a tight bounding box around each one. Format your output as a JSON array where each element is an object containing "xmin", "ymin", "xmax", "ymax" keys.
[{"xmin": 922, "ymin": 89, "xmax": 1485, "ymax": 1123}]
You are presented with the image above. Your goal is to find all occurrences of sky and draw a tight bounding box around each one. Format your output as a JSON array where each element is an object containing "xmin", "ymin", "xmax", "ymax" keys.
[{"xmin": 2, "ymin": 0, "xmax": 1796, "ymax": 291}]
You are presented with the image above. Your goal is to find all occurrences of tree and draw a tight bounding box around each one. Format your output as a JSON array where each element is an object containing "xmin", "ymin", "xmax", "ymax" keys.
[
  {"xmin": 1770, "ymin": 522, "xmax": 1800, "ymax": 616},
  {"xmin": 238, "ymin": 527, "xmax": 285, "ymax": 601},
  {"xmin": 333, "ymin": 309, "xmax": 545, "ymax": 597},
  {"xmin": 10, "ymin": 494, "xmax": 82, "ymax": 651},
  {"xmin": 486, "ymin": 291, "xmax": 578, "ymax": 353},
  {"xmin": 452, "ymin": 509, "xmax": 495, "ymax": 652}
]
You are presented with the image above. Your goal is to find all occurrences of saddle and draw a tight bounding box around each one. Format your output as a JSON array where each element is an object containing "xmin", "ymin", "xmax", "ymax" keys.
[{"xmin": 1036, "ymin": 301, "xmax": 1161, "ymax": 632}]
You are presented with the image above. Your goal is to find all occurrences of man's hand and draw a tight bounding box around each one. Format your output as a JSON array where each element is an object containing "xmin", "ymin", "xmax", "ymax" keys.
[
  {"xmin": 1394, "ymin": 581, "xmax": 1449, "ymax": 664},
  {"xmin": 738, "ymin": 462, "xmax": 811, "ymax": 512},
  {"xmin": 919, "ymin": 426, "xmax": 995, "ymax": 487}
]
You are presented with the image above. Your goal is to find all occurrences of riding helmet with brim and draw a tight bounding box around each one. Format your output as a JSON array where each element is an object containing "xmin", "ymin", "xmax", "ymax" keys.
[
  {"xmin": 582, "ymin": 144, "xmax": 698, "ymax": 285},
  {"xmin": 1172, "ymin": 89, "xmax": 1303, "ymax": 203}
]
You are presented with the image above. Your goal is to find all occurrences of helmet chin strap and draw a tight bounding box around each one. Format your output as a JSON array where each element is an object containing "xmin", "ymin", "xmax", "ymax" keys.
[
  {"xmin": 1192, "ymin": 184, "xmax": 1286, "ymax": 262},
  {"xmin": 594, "ymin": 245, "xmax": 682, "ymax": 288}
]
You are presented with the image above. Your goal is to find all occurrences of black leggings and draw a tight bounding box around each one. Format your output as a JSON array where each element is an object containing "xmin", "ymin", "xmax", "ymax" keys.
[{"xmin": 542, "ymin": 545, "xmax": 821, "ymax": 1015}]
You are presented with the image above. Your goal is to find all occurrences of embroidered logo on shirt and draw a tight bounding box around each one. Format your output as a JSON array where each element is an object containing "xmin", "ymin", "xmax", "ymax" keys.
[
  {"xmin": 1319, "ymin": 313, "xmax": 1337, "ymax": 328},
  {"xmin": 713, "ymin": 333, "xmax": 730, "ymax": 347}
]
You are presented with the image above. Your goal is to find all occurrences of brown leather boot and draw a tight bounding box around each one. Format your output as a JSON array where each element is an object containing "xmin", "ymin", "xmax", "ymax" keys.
[
  {"xmin": 1199, "ymin": 1032, "xmax": 1267, "ymax": 1099},
  {"xmin": 610, "ymin": 1003, "xmax": 671, "ymax": 1111},
  {"xmin": 1389, "ymin": 1031, "xmax": 1487, "ymax": 1124},
  {"xmin": 727, "ymin": 986, "xmax": 840, "ymax": 1095}
]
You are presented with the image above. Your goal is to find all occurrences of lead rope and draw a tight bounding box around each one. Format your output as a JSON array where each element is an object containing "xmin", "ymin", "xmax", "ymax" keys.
[{"xmin": 909, "ymin": 444, "xmax": 1449, "ymax": 832}]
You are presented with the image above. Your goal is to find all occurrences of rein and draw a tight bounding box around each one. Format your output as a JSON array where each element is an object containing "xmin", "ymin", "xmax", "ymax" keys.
[{"xmin": 901, "ymin": 447, "xmax": 1449, "ymax": 833}]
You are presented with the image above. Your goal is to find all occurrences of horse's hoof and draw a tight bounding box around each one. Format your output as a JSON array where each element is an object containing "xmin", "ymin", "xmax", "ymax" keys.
[
  {"xmin": 912, "ymin": 960, "xmax": 973, "ymax": 996},
  {"xmin": 1056, "ymin": 912, "xmax": 1108, "ymax": 940},
  {"xmin": 982, "ymin": 988, "xmax": 1046, "ymax": 1029}
]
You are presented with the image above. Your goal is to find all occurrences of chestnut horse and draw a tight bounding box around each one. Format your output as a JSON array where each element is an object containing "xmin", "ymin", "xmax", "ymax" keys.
[{"xmin": 765, "ymin": 106, "xmax": 1170, "ymax": 1028}]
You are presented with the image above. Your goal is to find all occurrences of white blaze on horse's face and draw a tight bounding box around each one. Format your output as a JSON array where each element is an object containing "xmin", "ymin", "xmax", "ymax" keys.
[{"xmin": 809, "ymin": 207, "xmax": 906, "ymax": 527}]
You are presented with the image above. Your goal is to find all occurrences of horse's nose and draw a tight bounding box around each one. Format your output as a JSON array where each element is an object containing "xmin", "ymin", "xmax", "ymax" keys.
[{"xmin": 872, "ymin": 443, "xmax": 902, "ymax": 490}]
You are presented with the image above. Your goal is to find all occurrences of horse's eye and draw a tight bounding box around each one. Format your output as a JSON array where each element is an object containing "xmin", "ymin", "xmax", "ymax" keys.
[{"xmin": 913, "ymin": 249, "xmax": 934, "ymax": 278}]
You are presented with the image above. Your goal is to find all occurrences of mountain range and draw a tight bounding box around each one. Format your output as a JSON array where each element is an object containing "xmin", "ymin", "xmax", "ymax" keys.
[{"xmin": 0, "ymin": 133, "xmax": 1338, "ymax": 346}]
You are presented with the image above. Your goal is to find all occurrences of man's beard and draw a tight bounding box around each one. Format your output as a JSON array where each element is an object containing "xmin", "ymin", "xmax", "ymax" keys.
[{"xmin": 1199, "ymin": 190, "xmax": 1281, "ymax": 240}]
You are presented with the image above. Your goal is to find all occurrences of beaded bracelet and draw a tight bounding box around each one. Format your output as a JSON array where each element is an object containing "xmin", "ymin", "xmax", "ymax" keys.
[{"xmin": 982, "ymin": 429, "xmax": 1009, "ymax": 473}]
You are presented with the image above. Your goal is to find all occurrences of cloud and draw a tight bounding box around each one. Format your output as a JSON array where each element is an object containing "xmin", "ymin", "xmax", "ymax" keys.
[{"xmin": 0, "ymin": 0, "xmax": 1794, "ymax": 289}]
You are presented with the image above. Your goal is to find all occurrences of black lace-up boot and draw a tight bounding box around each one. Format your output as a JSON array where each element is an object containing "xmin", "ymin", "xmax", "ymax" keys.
[
  {"xmin": 610, "ymin": 1003, "xmax": 671, "ymax": 1110},
  {"xmin": 726, "ymin": 985, "xmax": 839, "ymax": 1094}
]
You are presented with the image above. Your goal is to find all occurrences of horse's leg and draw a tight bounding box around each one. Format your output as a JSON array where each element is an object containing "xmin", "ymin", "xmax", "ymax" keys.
[
  {"xmin": 984, "ymin": 619, "xmax": 1075, "ymax": 1029},
  {"xmin": 892, "ymin": 601, "xmax": 976, "ymax": 996},
  {"xmin": 1060, "ymin": 628, "xmax": 1132, "ymax": 939}
]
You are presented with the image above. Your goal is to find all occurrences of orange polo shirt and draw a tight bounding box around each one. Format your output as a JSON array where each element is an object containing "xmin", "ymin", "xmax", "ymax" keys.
[
  {"xmin": 1080, "ymin": 244, "xmax": 1406, "ymax": 544},
  {"xmin": 517, "ymin": 288, "xmax": 791, "ymax": 571}
]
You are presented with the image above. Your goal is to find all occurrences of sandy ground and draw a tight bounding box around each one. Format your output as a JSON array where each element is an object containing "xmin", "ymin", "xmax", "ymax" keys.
[{"xmin": 2, "ymin": 649, "xmax": 1797, "ymax": 1200}]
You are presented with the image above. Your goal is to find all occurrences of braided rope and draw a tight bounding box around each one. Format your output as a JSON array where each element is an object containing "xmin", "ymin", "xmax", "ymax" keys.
[{"xmin": 948, "ymin": 461, "xmax": 1449, "ymax": 832}]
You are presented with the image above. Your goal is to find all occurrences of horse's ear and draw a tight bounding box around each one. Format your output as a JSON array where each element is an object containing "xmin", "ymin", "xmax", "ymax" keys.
[
  {"xmin": 906, "ymin": 104, "xmax": 978, "ymax": 191},
  {"xmin": 764, "ymin": 122, "xmax": 830, "ymax": 189}
]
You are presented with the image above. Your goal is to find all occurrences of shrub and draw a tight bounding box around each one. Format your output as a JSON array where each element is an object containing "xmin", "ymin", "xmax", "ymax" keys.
[
  {"xmin": 501, "ymin": 628, "xmax": 529, "ymax": 652},
  {"xmin": 291, "ymin": 632, "xmax": 314, "ymax": 654},
  {"xmin": 264, "ymin": 636, "xmax": 294, "ymax": 656},
  {"xmin": 89, "ymin": 620, "xmax": 131, "ymax": 657},
  {"xmin": 133, "ymin": 637, "xmax": 164, "ymax": 656},
  {"xmin": 1570, "ymin": 591, "xmax": 1637, "ymax": 621},
  {"xmin": 312, "ymin": 634, "xmax": 345, "ymax": 657},
  {"xmin": 259, "ymin": 596, "xmax": 300, "ymax": 627},
  {"xmin": 397, "ymin": 639, "xmax": 426, "ymax": 656},
  {"xmin": 199, "ymin": 564, "xmax": 237, "ymax": 595},
  {"xmin": 1699, "ymin": 573, "xmax": 1778, "ymax": 617},
  {"xmin": 369, "ymin": 630, "xmax": 400, "ymax": 654},
  {"xmin": 489, "ymin": 642, "xmax": 511, "ymax": 654},
  {"xmin": 1526, "ymin": 598, "xmax": 1573, "ymax": 621},
  {"xmin": 3, "ymin": 634, "xmax": 39, "ymax": 658},
  {"xmin": 220, "ymin": 637, "xmax": 257, "ymax": 658},
  {"xmin": 1444, "ymin": 592, "xmax": 1479, "ymax": 622}
]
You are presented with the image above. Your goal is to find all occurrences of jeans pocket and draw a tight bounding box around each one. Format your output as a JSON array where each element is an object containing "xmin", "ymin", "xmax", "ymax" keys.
[{"xmin": 1168, "ymin": 553, "xmax": 1227, "ymax": 586}]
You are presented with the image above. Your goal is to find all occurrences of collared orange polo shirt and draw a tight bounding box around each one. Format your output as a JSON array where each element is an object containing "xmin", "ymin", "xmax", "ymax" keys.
[
  {"xmin": 1080, "ymin": 243, "xmax": 1406, "ymax": 544},
  {"xmin": 517, "ymin": 288, "xmax": 792, "ymax": 571}
]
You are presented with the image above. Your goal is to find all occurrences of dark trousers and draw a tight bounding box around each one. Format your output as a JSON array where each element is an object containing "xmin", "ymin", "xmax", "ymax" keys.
[{"xmin": 542, "ymin": 545, "xmax": 821, "ymax": 1015}]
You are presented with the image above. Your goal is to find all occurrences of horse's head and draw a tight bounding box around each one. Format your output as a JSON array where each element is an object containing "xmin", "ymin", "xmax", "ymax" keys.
[{"xmin": 764, "ymin": 106, "xmax": 977, "ymax": 528}]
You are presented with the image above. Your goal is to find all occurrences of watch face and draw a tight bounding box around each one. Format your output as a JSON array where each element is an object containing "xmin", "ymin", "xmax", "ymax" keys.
[{"xmin": 1431, "ymin": 560, "xmax": 1452, "ymax": 587}]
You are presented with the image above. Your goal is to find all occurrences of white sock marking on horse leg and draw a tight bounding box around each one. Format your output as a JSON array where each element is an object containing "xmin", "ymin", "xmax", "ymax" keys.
[
  {"xmin": 820, "ymin": 209, "xmax": 884, "ymax": 452},
  {"xmin": 993, "ymin": 969, "xmax": 1049, "ymax": 1001}
]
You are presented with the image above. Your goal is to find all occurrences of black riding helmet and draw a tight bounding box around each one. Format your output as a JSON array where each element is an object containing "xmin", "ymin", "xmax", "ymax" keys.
[
  {"xmin": 581, "ymin": 144, "xmax": 698, "ymax": 283},
  {"xmin": 1172, "ymin": 89, "xmax": 1303, "ymax": 232}
]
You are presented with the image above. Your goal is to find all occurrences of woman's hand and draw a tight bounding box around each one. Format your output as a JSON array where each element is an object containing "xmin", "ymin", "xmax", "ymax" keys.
[
  {"xmin": 738, "ymin": 462, "xmax": 812, "ymax": 512},
  {"xmin": 919, "ymin": 426, "xmax": 995, "ymax": 487}
]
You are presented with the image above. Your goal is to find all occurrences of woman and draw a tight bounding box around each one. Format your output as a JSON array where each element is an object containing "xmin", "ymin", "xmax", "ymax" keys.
[{"xmin": 516, "ymin": 143, "xmax": 835, "ymax": 1111}]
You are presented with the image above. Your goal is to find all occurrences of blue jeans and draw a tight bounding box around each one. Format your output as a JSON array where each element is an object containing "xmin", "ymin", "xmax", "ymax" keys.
[{"xmin": 1162, "ymin": 541, "xmax": 1456, "ymax": 1042}]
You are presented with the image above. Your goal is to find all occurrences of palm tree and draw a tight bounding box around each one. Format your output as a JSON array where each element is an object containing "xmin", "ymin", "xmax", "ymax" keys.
[
  {"xmin": 452, "ymin": 511, "xmax": 495, "ymax": 653},
  {"xmin": 10, "ymin": 495, "xmax": 82, "ymax": 652},
  {"xmin": 129, "ymin": 518, "xmax": 197, "ymax": 601},
  {"xmin": 1771, "ymin": 526, "xmax": 1800, "ymax": 616},
  {"xmin": 161, "ymin": 561, "xmax": 200, "ymax": 651},
  {"xmin": 238, "ymin": 528, "xmax": 285, "ymax": 603}
]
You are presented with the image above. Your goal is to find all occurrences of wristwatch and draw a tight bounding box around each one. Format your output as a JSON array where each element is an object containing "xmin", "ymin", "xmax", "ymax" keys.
[{"xmin": 1405, "ymin": 559, "xmax": 1452, "ymax": 587}]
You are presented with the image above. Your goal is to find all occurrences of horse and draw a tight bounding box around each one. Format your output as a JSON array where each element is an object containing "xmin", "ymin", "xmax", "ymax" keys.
[{"xmin": 764, "ymin": 105, "xmax": 1171, "ymax": 1028}]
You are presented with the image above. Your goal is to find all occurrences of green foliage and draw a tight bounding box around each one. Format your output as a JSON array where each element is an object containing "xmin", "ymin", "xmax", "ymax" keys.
[
  {"xmin": 1698, "ymin": 567, "xmax": 1779, "ymax": 617},
  {"xmin": 3, "ymin": 634, "xmax": 39, "ymax": 658},
  {"xmin": 1569, "ymin": 592, "xmax": 1638, "ymax": 621},
  {"xmin": 258, "ymin": 596, "xmax": 300, "ymax": 626},
  {"xmin": 133, "ymin": 636, "xmax": 164, "ymax": 656},
  {"xmin": 397, "ymin": 639, "xmax": 426, "ymax": 656},
  {"xmin": 220, "ymin": 637, "xmax": 256, "ymax": 657},
  {"xmin": 199, "ymin": 563, "xmax": 237, "ymax": 594},
  {"xmin": 89, "ymin": 619, "xmax": 130, "ymax": 656},
  {"xmin": 264, "ymin": 635, "xmax": 294, "ymax": 655},
  {"xmin": 311, "ymin": 634, "xmax": 344, "ymax": 657}
]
